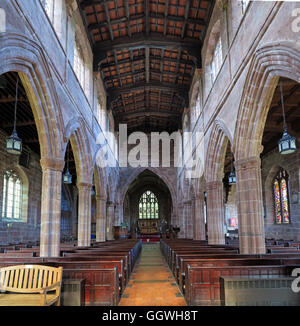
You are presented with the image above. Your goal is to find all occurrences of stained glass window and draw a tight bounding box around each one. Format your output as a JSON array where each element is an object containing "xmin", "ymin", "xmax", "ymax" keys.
[
  {"xmin": 2, "ymin": 171, "xmax": 22, "ymax": 220},
  {"xmin": 139, "ymin": 191, "xmax": 159, "ymax": 219},
  {"xmin": 273, "ymin": 168, "xmax": 290, "ymax": 224}
]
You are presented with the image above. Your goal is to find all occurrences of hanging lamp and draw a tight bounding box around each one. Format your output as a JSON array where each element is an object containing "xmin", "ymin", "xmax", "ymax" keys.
[
  {"xmin": 63, "ymin": 143, "xmax": 72, "ymax": 184},
  {"xmin": 228, "ymin": 152, "xmax": 236, "ymax": 185},
  {"xmin": 6, "ymin": 76, "xmax": 22, "ymax": 155},
  {"xmin": 278, "ymin": 80, "xmax": 297, "ymax": 154}
]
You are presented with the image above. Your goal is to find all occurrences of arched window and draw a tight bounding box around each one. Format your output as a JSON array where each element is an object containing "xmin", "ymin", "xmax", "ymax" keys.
[
  {"xmin": 241, "ymin": 0, "xmax": 250, "ymax": 15},
  {"xmin": 195, "ymin": 90, "xmax": 201, "ymax": 119},
  {"xmin": 42, "ymin": 0, "xmax": 54, "ymax": 22},
  {"xmin": 2, "ymin": 171, "xmax": 22, "ymax": 220},
  {"xmin": 211, "ymin": 36, "xmax": 222, "ymax": 83},
  {"xmin": 273, "ymin": 168, "xmax": 290, "ymax": 224},
  {"xmin": 139, "ymin": 191, "xmax": 159, "ymax": 219},
  {"xmin": 74, "ymin": 43, "xmax": 85, "ymax": 88}
]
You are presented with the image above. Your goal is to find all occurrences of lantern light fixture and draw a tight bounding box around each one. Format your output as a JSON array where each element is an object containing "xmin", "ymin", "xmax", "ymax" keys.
[
  {"xmin": 278, "ymin": 80, "xmax": 297, "ymax": 155},
  {"xmin": 6, "ymin": 76, "xmax": 22, "ymax": 155}
]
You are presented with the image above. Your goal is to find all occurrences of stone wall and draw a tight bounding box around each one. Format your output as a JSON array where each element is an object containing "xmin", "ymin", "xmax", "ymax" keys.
[
  {"xmin": 262, "ymin": 148, "xmax": 300, "ymax": 241},
  {"xmin": 0, "ymin": 129, "xmax": 41, "ymax": 245}
]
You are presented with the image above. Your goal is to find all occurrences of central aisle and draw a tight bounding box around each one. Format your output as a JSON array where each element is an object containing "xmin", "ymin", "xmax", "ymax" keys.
[{"xmin": 119, "ymin": 243, "xmax": 186, "ymax": 306}]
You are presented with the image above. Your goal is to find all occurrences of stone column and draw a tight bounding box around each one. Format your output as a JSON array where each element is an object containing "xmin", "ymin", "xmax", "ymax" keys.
[
  {"xmin": 194, "ymin": 193, "xmax": 206, "ymax": 240},
  {"xmin": 176, "ymin": 203, "xmax": 185, "ymax": 238},
  {"xmin": 40, "ymin": 158, "xmax": 64, "ymax": 257},
  {"xmin": 184, "ymin": 200, "xmax": 193, "ymax": 239},
  {"xmin": 235, "ymin": 156, "xmax": 266, "ymax": 254},
  {"xmin": 71, "ymin": 186, "xmax": 78, "ymax": 239},
  {"xmin": 77, "ymin": 182, "xmax": 92, "ymax": 247},
  {"xmin": 114, "ymin": 202, "xmax": 121, "ymax": 226},
  {"xmin": 106, "ymin": 201, "xmax": 115, "ymax": 240},
  {"xmin": 96, "ymin": 195, "xmax": 106, "ymax": 242},
  {"xmin": 206, "ymin": 180, "xmax": 225, "ymax": 245}
]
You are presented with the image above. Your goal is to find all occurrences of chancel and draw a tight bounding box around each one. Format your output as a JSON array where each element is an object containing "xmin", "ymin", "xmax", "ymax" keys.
[{"xmin": 0, "ymin": 0, "xmax": 300, "ymax": 308}]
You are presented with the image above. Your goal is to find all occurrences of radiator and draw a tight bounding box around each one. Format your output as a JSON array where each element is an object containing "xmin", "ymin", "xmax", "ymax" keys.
[
  {"xmin": 220, "ymin": 276, "xmax": 300, "ymax": 306},
  {"xmin": 61, "ymin": 279, "xmax": 85, "ymax": 306}
]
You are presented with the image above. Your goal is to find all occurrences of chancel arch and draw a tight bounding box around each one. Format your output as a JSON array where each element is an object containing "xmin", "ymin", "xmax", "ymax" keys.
[{"xmin": 122, "ymin": 170, "xmax": 173, "ymax": 238}]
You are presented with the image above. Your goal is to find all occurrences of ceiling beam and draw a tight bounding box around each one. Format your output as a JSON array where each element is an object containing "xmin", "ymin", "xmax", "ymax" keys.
[
  {"xmin": 100, "ymin": 53, "xmax": 194, "ymax": 69},
  {"xmin": 0, "ymin": 97, "xmax": 28, "ymax": 103},
  {"xmin": 164, "ymin": 0, "xmax": 169, "ymax": 36},
  {"xmin": 1, "ymin": 120, "xmax": 36, "ymax": 128},
  {"xmin": 124, "ymin": 0, "xmax": 132, "ymax": 37},
  {"xmin": 116, "ymin": 109, "xmax": 182, "ymax": 120},
  {"xmin": 107, "ymin": 81, "xmax": 189, "ymax": 98},
  {"xmin": 108, "ymin": 88, "xmax": 188, "ymax": 110},
  {"xmin": 145, "ymin": 0, "xmax": 150, "ymax": 36},
  {"xmin": 103, "ymin": 1, "xmax": 114, "ymax": 40},
  {"xmin": 181, "ymin": 0, "xmax": 191, "ymax": 38},
  {"xmin": 93, "ymin": 33, "xmax": 201, "ymax": 69},
  {"xmin": 103, "ymin": 68, "xmax": 145, "ymax": 82},
  {"xmin": 86, "ymin": 13, "xmax": 205, "ymax": 31}
]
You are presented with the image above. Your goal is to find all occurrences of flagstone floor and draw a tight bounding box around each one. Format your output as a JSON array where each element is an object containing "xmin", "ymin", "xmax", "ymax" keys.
[{"xmin": 119, "ymin": 243, "xmax": 186, "ymax": 306}]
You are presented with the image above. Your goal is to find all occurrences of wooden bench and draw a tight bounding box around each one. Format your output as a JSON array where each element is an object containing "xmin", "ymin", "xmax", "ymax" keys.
[
  {"xmin": 220, "ymin": 275, "xmax": 300, "ymax": 306},
  {"xmin": 0, "ymin": 264, "xmax": 63, "ymax": 306},
  {"xmin": 185, "ymin": 264, "xmax": 296, "ymax": 306}
]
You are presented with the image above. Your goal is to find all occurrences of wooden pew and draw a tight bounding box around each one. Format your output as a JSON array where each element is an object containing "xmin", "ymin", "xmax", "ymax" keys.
[
  {"xmin": 185, "ymin": 264, "xmax": 297, "ymax": 306},
  {"xmin": 63, "ymin": 267, "xmax": 119, "ymax": 306},
  {"xmin": 160, "ymin": 239, "xmax": 300, "ymax": 306},
  {"xmin": 0, "ymin": 239, "xmax": 142, "ymax": 306}
]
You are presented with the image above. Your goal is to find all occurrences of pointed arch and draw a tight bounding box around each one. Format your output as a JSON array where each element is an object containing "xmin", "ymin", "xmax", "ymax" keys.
[
  {"xmin": 205, "ymin": 119, "xmax": 233, "ymax": 183},
  {"xmin": 63, "ymin": 117, "xmax": 93, "ymax": 185},
  {"xmin": 0, "ymin": 33, "xmax": 64, "ymax": 161},
  {"xmin": 119, "ymin": 167, "xmax": 177, "ymax": 209},
  {"xmin": 234, "ymin": 42, "xmax": 300, "ymax": 161}
]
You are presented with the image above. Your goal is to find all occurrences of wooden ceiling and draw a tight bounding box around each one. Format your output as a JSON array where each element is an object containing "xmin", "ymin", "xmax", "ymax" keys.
[
  {"xmin": 79, "ymin": 0, "xmax": 215, "ymax": 132},
  {"xmin": 223, "ymin": 77, "xmax": 300, "ymax": 178},
  {"xmin": 262, "ymin": 77, "xmax": 300, "ymax": 156},
  {"xmin": 0, "ymin": 72, "xmax": 40, "ymax": 155},
  {"xmin": 0, "ymin": 72, "xmax": 76, "ymax": 182}
]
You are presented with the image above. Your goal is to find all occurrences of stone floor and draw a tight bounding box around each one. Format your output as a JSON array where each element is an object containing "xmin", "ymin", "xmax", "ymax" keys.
[{"xmin": 119, "ymin": 243, "xmax": 187, "ymax": 306}]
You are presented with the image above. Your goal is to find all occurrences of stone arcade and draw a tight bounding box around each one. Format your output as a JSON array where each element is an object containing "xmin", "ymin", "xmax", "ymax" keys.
[{"xmin": 0, "ymin": 0, "xmax": 300, "ymax": 307}]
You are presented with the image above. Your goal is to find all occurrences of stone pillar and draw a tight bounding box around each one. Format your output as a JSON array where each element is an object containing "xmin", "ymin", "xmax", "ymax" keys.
[
  {"xmin": 71, "ymin": 186, "xmax": 78, "ymax": 238},
  {"xmin": 40, "ymin": 158, "xmax": 64, "ymax": 257},
  {"xmin": 206, "ymin": 180, "xmax": 225, "ymax": 245},
  {"xmin": 106, "ymin": 201, "xmax": 115, "ymax": 240},
  {"xmin": 184, "ymin": 200, "xmax": 193, "ymax": 239},
  {"xmin": 235, "ymin": 156, "xmax": 266, "ymax": 254},
  {"xmin": 114, "ymin": 202, "xmax": 121, "ymax": 226},
  {"xmin": 177, "ymin": 203, "xmax": 185, "ymax": 238},
  {"xmin": 77, "ymin": 182, "xmax": 92, "ymax": 247},
  {"xmin": 96, "ymin": 195, "xmax": 106, "ymax": 242},
  {"xmin": 194, "ymin": 193, "xmax": 206, "ymax": 240}
]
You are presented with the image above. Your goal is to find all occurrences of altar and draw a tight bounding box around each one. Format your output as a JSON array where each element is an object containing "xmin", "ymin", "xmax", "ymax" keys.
[{"xmin": 137, "ymin": 219, "xmax": 160, "ymax": 235}]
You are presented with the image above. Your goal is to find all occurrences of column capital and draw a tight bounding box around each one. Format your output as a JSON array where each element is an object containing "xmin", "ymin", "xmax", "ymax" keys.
[
  {"xmin": 77, "ymin": 182, "xmax": 93, "ymax": 190},
  {"xmin": 96, "ymin": 194, "xmax": 107, "ymax": 201},
  {"xmin": 234, "ymin": 156, "xmax": 261, "ymax": 171},
  {"xmin": 195, "ymin": 192, "xmax": 204, "ymax": 200},
  {"xmin": 206, "ymin": 180, "xmax": 223, "ymax": 190},
  {"xmin": 40, "ymin": 158, "xmax": 65, "ymax": 172},
  {"xmin": 183, "ymin": 200, "xmax": 192, "ymax": 206},
  {"xmin": 107, "ymin": 201, "xmax": 115, "ymax": 207}
]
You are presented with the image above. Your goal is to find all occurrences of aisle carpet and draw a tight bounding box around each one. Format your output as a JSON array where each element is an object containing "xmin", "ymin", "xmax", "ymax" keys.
[{"xmin": 119, "ymin": 243, "xmax": 186, "ymax": 306}]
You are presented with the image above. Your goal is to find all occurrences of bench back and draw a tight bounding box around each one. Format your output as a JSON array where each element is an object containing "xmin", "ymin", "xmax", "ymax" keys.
[{"xmin": 0, "ymin": 264, "xmax": 63, "ymax": 293}]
